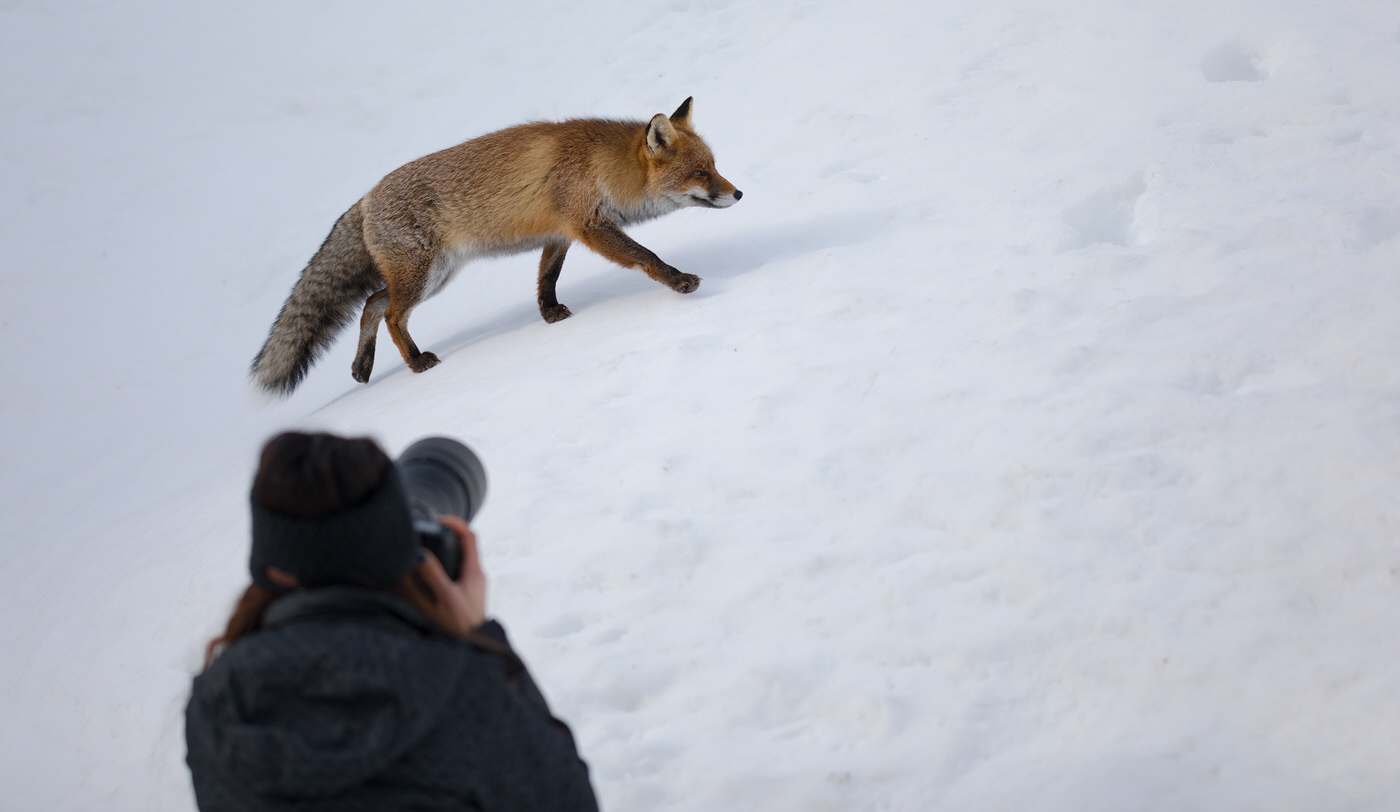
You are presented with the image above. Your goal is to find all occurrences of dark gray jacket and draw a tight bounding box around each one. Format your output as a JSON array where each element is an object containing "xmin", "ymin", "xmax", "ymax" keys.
[{"xmin": 185, "ymin": 588, "xmax": 599, "ymax": 811}]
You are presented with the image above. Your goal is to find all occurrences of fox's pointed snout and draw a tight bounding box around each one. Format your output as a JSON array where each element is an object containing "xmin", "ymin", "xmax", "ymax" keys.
[{"xmin": 700, "ymin": 188, "xmax": 742, "ymax": 209}]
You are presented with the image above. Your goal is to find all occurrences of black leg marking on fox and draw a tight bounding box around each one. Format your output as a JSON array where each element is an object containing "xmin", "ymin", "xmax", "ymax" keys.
[
  {"xmin": 352, "ymin": 288, "xmax": 389, "ymax": 383},
  {"xmin": 538, "ymin": 242, "xmax": 573, "ymax": 323}
]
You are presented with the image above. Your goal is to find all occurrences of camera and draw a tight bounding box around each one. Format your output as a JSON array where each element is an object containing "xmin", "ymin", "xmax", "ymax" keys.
[{"xmin": 396, "ymin": 437, "xmax": 488, "ymax": 579}]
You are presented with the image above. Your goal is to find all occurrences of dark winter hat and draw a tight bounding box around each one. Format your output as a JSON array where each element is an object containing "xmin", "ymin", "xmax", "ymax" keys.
[{"xmin": 249, "ymin": 463, "xmax": 419, "ymax": 589}]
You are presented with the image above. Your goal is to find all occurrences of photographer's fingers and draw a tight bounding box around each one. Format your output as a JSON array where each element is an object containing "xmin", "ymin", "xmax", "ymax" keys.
[
  {"xmin": 414, "ymin": 547, "xmax": 455, "ymax": 594},
  {"xmin": 414, "ymin": 550, "xmax": 481, "ymax": 637},
  {"xmin": 437, "ymin": 515, "xmax": 483, "ymax": 582},
  {"xmin": 437, "ymin": 515, "xmax": 487, "ymax": 631}
]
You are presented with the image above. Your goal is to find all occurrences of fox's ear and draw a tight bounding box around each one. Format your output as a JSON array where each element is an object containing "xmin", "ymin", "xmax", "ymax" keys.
[
  {"xmin": 646, "ymin": 113, "xmax": 677, "ymax": 155},
  {"xmin": 670, "ymin": 96, "xmax": 694, "ymax": 128}
]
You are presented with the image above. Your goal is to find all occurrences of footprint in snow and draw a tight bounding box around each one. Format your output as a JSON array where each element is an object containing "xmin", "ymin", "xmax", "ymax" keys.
[
  {"xmin": 1061, "ymin": 175, "xmax": 1152, "ymax": 250},
  {"xmin": 1356, "ymin": 207, "xmax": 1400, "ymax": 250},
  {"xmin": 1201, "ymin": 40, "xmax": 1271, "ymax": 83}
]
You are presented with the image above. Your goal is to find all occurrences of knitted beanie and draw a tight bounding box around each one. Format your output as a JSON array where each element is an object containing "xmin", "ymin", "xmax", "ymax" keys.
[{"xmin": 249, "ymin": 464, "xmax": 419, "ymax": 589}]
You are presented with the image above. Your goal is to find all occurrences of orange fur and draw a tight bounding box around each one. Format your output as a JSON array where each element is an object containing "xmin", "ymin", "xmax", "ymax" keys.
[{"xmin": 250, "ymin": 97, "xmax": 741, "ymax": 395}]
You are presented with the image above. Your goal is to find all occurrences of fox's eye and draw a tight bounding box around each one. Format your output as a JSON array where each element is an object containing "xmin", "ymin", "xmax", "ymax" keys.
[{"xmin": 692, "ymin": 169, "xmax": 709, "ymax": 178}]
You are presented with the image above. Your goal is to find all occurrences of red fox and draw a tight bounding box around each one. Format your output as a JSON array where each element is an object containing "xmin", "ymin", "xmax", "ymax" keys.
[{"xmin": 251, "ymin": 97, "xmax": 741, "ymax": 395}]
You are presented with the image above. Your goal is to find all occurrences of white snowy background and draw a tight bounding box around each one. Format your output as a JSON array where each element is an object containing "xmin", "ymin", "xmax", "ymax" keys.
[{"xmin": 3, "ymin": 0, "xmax": 1399, "ymax": 809}]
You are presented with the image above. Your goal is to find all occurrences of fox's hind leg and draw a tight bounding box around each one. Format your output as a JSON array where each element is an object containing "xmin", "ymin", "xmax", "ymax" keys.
[
  {"xmin": 351, "ymin": 288, "xmax": 389, "ymax": 383},
  {"xmin": 379, "ymin": 271, "xmax": 439, "ymax": 374},
  {"xmin": 537, "ymin": 242, "xmax": 572, "ymax": 323}
]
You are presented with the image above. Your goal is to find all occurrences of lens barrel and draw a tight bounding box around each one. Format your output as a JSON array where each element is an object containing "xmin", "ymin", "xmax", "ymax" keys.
[
  {"xmin": 397, "ymin": 437, "xmax": 488, "ymax": 524},
  {"xmin": 396, "ymin": 437, "xmax": 487, "ymax": 578}
]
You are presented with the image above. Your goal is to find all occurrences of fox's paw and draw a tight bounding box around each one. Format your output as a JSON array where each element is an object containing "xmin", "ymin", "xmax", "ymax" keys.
[
  {"xmin": 541, "ymin": 304, "xmax": 573, "ymax": 323},
  {"xmin": 351, "ymin": 361, "xmax": 373, "ymax": 383},
  {"xmin": 351, "ymin": 350, "xmax": 375, "ymax": 383},
  {"xmin": 409, "ymin": 352, "xmax": 441, "ymax": 373},
  {"xmin": 671, "ymin": 273, "xmax": 701, "ymax": 294}
]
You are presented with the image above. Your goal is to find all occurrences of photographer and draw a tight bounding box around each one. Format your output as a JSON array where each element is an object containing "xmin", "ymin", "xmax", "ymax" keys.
[{"xmin": 185, "ymin": 431, "xmax": 599, "ymax": 811}]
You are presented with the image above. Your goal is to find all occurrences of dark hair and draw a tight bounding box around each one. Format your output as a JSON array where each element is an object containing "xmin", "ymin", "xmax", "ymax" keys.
[{"xmin": 251, "ymin": 432, "xmax": 391, "ymax": 518}]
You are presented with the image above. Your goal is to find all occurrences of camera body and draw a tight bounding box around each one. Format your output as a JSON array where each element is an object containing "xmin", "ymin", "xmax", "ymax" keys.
[{"xmin": 397, "ymin": 438, "xmax": 488, "ymax": 579}]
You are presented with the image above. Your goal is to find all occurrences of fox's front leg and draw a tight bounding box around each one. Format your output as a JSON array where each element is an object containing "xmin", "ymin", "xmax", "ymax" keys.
[
  {"xmin": 537, "ymin": 242, "xmax": 572, "ymax": 323},
  {"xmin": 575, "ymin": 220, "xmax": 700, "ymax": 294}
]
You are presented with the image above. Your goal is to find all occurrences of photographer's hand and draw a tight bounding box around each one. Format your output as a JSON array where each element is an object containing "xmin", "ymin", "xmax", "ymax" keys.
[{"xmin": 416, "ymin": 515, "xmax": 488, "ymax": 636}]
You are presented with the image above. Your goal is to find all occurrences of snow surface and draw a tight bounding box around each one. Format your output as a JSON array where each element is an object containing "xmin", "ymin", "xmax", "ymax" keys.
[{"xmin": 3, "ymin": 1, "xmax": 1400, "ymax": 809}]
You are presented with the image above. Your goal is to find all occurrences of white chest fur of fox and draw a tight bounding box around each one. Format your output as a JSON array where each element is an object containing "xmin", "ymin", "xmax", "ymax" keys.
[{"xmin": 250, "ymin": 97, "xmax": 741, "ymax": 397}]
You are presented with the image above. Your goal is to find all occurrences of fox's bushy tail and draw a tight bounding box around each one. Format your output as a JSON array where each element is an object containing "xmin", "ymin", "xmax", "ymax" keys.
[{"xmin": 251, "ymin": 203, "xmax": 382, "ymax": 396}]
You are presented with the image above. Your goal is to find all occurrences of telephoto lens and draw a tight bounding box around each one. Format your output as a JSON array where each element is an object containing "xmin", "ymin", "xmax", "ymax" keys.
[{"xmin": 396, "ymin": 437, "xmax": 488, "ymax": 579}]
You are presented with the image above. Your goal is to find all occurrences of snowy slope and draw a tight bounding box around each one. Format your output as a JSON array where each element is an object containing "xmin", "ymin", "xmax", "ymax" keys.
[{"xmin": 3, "ymin": 1, "xmax": 1399, "ymax": 809}]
